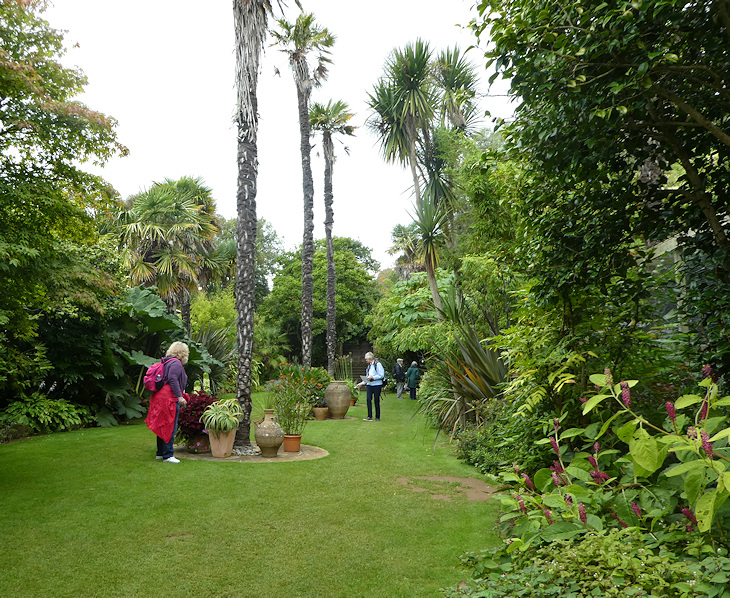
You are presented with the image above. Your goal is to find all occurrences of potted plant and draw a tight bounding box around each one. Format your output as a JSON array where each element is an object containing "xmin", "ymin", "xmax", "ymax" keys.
[
  {"xmin": 200, "ymin": 398, "xmax": 243, "ymax": 458},
  {"xmin": 177, "ymin": 391, "xmax": 217, "ymax": 453},
  {"xmin": 271, "ymin": 364, "xmax": 325, "ymax": 451}
]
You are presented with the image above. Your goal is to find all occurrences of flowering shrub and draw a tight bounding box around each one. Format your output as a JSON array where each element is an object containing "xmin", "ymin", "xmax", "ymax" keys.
[
  {"xmin": 177, "ymin": 391, "xmax": 217, "ymax": 440},
  {"xmin": 268, "ymin": 364, "xmax": 331, "ymax": 433},
  {"xmin": 445, "ymin": 367, "xmax": 730, "ymax": 597}
]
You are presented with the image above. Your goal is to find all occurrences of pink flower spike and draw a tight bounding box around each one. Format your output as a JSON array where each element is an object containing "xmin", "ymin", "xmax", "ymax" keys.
[
  {"xmin": 564, "ymin": 494, "xmax": 573, "ymax": 506},
  {"xmin": 553, "ymin": 418, "xmax": 560, "ymax": 432},
  {"xmin": 579, "ymin": 396, "xmax": 588, "ymax": 403},
  {"xmin": 544, "ymin": 509, "xmax": 553, "ymax": 524},
  {"xmin": 682, "ymin": 508, "xmax": 698, "ymax": 526},
  {"xmin": 620, "ymin": 381, "xmax": 631, "ymax": 408},
  {"xmin": 552, "ymin": 460, "xmax": 564, "ymax": 474},
  {"xmin": 665, "ymin": 401, "xmax": 676, "ymax": 421},
  {"xmin": 699, "ymin": 401, "xmax": 708, "ymax": 421},
  {"xmin": 631, "ymin": 502, "xmax": 641, "ymax": 518},
  {"xmin": 515, "ymin": 494, "xmax": 527, "ymax": 513},
  {"xmin": 701, "ymin": 430, "xmax": 714, "ymax": 456},
  {"xmin": 593, "ymin": 442, "xmax": 600, "ymax": 454},
  {"xmin": 604, "ymin": 368, "xmax": 613, "ymax": 388},
  {"xmin": 610, "ymin": 512, "xmax": 629, "ymax": 528},
  {"xmin": 551, "ymin": 471, "xmax": 562, "ymax": 487},
  {"xmin": 578, "ymin": 503, "xmax": 587, "ymax": 523},
  {"xmin": 588, "ymin": 455, "xmax": 597, "ymax": 468},
  {"xmin": 522, "ymin": 473, "xmax": 534, "ymax": 490},
  {"xmin": 550, "ymin": 437, "xmax": 560, "ymax": 455}
]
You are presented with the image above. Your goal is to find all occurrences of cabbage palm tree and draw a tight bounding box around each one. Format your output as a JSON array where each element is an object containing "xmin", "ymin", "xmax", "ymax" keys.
[
  {"xmin": 309, "ymin": 99, "xmax": 355, "ymax": 376},
  {"xmin": 367, "ymin": 39, "xmax": 435, "ymax": 207},
  {"xmin": 271, "ymin": 12, "xmax": 334, "ymax": 368}
]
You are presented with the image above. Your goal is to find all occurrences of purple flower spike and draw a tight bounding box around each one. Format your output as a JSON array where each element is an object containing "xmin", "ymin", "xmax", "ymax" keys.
[
  {"xmin": 699, "ymin": 401, "xmax": 708, "ymax": 421},
  {"xmin": 579, "ymin": 396, "xmax": 588, "ymax": 403},
  {"xmin": 550, "ymin": 436, "xmax": 560, "ymax": 455},
  {"xmin": 578, "ymin": 503, "xmax": 587, "ymax": 523},
  {"xmin": 553, "ymin": 418, "xmax": 560, "ymax": 432},
  {"xmin": 631, "ymin": 502, "xmax": 641, "ymax": 518},
  {"xmin": 682, "ymin": 508, "xmax": 698, "ymax": 526},
  {"xmin": 544, "ymin": 509, "xmax": 553, "ymax": 524},
  {"xmin": 564, "ymin": 494, "xmax": 573, "ymax": 506},
  {"xmin": 593, "ymin": 441, "xmax": 600, "ymax": 454},
  {"xmin": 522, "ymin": 473, "xmax": 534, "ymax": 490},
  {"xmin": 610, "ymin": 512, "xmax": 629, "ymax": 528},
  {"xmin": 515, "ymin": 494, "xmax": 527, "ymax": 513},
  {"xmin": 552, "ymin": 460, "xmax": 564, "ymax": 474},
  {"xmin": 665, "ymin": 401, "xmax": 676, "ymax": 421},
  {"xmin": 620, "ymin": 381, "xmax": 631, "ymax": 408},
  {"xmin": 701, "ymin": 430, "xmax": 714, "ymax": 456},
  {"xmin": 687, "ymin": 426, "xmax": 697, "ymax": 440},
  {"xmin": 588, "ymin": 455, "xmax": 597, "ymax": 468},
  {"xmin": 551, "ymin": 471, "xmax": 562, "ymax": 487}
]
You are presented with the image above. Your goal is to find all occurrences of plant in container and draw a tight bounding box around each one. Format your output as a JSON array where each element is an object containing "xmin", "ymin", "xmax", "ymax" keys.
[
  {"xmin": 200, "ymin": 398, "xmax": 243, "ymax": 458},
  {"xmin": 177, "ymin": 391, "xmax": 217, "ymax": 453},
  {"xmin": 271, "ymin": 364, "xmax": 324, "ymax": 451}
]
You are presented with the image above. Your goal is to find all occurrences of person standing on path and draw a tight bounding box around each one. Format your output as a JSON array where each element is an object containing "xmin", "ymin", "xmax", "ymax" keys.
[
  {"xmin": 392, "ymin": 358, "xmax": 406, "ymax": 399},
  {"xmin": 357, "ymin": 351, "xmax": 385, "ymax": 421},
  {"xmin": 405, "ymin": 361, "xmax": 421, "ymax": 401},
  {"xmin": 145, "ymin": 341, "xmax": 190, "ymax": 463}
]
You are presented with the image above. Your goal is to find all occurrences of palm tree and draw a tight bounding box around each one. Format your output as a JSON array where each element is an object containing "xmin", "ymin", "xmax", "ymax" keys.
[
  {"xmin": 232, "ymin": 0, "xmax": 284, "ymax": 449},
  {"xmin": 367, "ymin": 39, "xmax": 435, "ymax": 207},
  {"xmin": 387, "ymin": 222, "xmax": 424, "ymax": 280},
  {"xmin": 118, "ymin": 179, "xmax": 219, "ymax": 331},
  {"xmin": 409, "ymin": 195, "xmax": 448, "ymax": 314},
  {"xmin": 309, "ymin": 99, "xmax": 355, "ymax": 377},
  {"xmin": 271, "ymin": 12, "xmax": 335, "ymax": 369}
]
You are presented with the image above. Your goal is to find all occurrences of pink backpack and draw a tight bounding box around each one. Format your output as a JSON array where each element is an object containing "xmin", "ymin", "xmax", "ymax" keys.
[{"xmin": 143, "ymin": 361, "xmax": 166, "ymax": 392}]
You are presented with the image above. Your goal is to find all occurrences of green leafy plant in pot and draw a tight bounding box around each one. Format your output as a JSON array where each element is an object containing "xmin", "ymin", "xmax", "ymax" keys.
[
  {"xmin": 200, "ymin": 398, "xmax": 243, "ymax": 458},
  {"xmin": 271, "ymin": 364, "xmax": 325, "ymax": 450}
]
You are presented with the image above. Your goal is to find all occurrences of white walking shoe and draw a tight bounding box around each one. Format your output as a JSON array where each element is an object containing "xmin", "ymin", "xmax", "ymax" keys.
[{"xmin": 163, "ymin": 457, "xmax": 180, "ymax": 464}]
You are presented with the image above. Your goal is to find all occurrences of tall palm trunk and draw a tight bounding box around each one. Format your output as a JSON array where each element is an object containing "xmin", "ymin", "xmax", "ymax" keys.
[
  {"xmin": 296, "ymin": 77, "xmax": 315, "ymax": 369},
  {"xmin": 322, "ymin": 131, "xmax": 336, "ymax": 377},
  {"xmin": 232, "ymin": 0, "xmax": 266, "ymax": 448}
]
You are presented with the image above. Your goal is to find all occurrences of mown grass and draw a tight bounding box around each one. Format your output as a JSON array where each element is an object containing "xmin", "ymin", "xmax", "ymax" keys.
[{"xmin": 0, "ymin": 394, "xmax": 500, "ymax": 597}]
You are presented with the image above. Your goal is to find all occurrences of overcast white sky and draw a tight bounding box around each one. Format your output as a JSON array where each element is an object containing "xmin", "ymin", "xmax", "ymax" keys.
[{"xmin": 45, "ymin": 0, "xmax": 514, "ymax": 270}]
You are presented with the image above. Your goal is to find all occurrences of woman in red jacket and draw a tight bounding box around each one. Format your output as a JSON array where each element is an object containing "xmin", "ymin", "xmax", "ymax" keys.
[{"xmin": 145, "ymin": 342, "xmax": 189, "ymax": 463}]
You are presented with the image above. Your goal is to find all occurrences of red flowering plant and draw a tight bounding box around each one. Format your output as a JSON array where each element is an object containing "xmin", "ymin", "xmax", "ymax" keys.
[
  {"xmin": 453, "ymin": 367, "xmax": 730, "ymax": 597},
  {"xmin": 490, "ymin": 366, "xmax": 730, "ymax": 550},
  {"xmin": 176, "ymin": 391, "xmax": 217, "ymax": 449}
]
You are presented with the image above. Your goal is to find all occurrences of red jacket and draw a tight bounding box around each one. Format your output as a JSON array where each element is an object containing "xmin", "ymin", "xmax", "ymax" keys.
[{"xmin": 145, "ymin": 384, "xmax": 178, "ymax": 443}]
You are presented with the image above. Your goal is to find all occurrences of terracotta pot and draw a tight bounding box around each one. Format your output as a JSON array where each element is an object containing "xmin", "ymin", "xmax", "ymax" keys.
[
  {"xmin": 312, "ymin": 406, "xmax": 329, "ymax": 421},
  {"xmin": 349, "ymin": 397, "xmax": 357, "ymax": 407},
  {"xmin": 209, "ymin": 428, "xmax": 236, "ymax": 458},
  {"xmin": 283, "ymin": 434, "xmax": 302, "ymax": 452},
  {"xmin": 254, "ymin": 409, "xmax": 284, "ymax": 458},
  {"xmin": 325, "ymin": 380, "xmax": 351, "ymax": 419},
  {"xmin": 186, "ymin": 433, "xmax": 210, "ymax": 454}
]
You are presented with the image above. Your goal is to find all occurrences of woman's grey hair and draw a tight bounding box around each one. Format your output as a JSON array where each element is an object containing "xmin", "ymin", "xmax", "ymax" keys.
[
  {"xmin": 411, "ymin": 361, "xmax": 418, "ymax": 367},
  {"xmin": 364, "ymin": 351, "xmax": 374, "ymax": 360},
  {"xmin": 166, "ymin": 341, "xmax": 189, "ymax": 365}
]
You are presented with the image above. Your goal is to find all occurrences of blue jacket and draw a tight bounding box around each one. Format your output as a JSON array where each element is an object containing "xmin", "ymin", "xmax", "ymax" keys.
[{"xmin": 366, "ymin": 360, "xmax": 385, "ymax": 386}]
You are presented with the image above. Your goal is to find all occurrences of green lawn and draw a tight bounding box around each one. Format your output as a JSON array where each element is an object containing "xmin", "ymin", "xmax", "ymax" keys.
[{"xmin": 0, "ymin": 394, "xmax": 500, "ymax": 598}]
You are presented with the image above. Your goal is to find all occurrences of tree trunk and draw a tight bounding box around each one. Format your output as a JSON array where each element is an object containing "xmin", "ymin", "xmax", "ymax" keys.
[
  {"xmin": 323, "ymin": 132, "xmax": 337, "ymax": 377},
  {"xmin": 295, "ymin": 74, "xmax": 315, "ymax": 368},
  {"xmin": 232, "ymin": 0, "xmax": 266, "ymax": 448}
]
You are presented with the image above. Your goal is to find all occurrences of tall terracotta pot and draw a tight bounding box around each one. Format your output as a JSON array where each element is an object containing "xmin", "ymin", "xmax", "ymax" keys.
[
  {"xmin": 209, "ymin": 429, "xmax": 236, "ymax": 458},
  {"xmin": 255, "ymin": 409, "xmax": 284, "ymax": 458},
  {"xmin": 325, "ymin": 380, "xmax": 351, "ymax": 420}
]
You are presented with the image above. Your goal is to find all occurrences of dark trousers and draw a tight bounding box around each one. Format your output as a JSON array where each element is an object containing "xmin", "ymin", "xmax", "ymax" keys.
[
  {"xmin": 409, "ymin": 386, "xmax": 417, "ymax": 400},
  {"xmin": 366, "ymin": 384, "xmax": 383, "ymax": 419},
  {"xmin": 156, "ymin": 403, "xmax": 180, "ymax": 459}
]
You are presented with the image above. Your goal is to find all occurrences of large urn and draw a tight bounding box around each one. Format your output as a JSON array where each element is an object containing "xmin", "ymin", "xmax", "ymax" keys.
[
  {"xmin": 325, "ymin": 381, "xmax": 351, "ymax": 420},
  {"xmin": 254, "ymin": 409, "xmax": 284, "ymax": 458}
]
